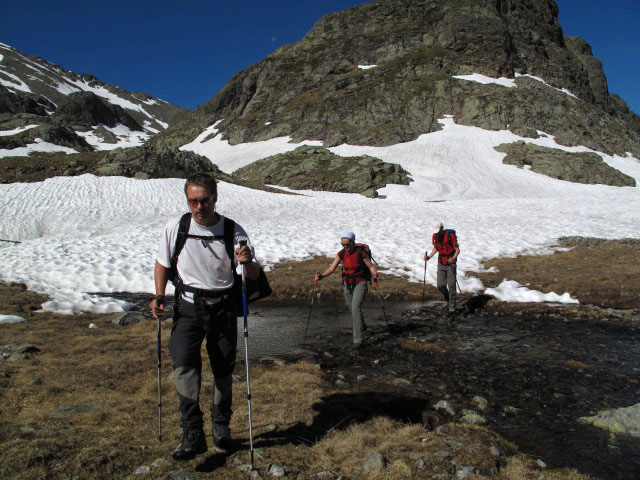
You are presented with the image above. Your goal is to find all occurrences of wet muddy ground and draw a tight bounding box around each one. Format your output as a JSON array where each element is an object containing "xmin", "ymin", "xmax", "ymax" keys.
[
  {"xmin": 302, "ymin": 301, "xmax": 640, "ymax": 480},
  {"xmin": 106, "ymin": 292, "xmax": 640, "ymax": 479}
]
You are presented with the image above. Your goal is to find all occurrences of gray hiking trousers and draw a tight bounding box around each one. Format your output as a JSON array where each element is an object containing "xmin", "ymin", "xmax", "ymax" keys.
[
  {"xmin": 437, "ymin": 263, "xmax": 457, "ymax": 309},
  {"xmin": 169, "ymin": 295, "xmax": 237, "ymax": 430},
  {"xmin": 343, "ymin": 281, "xmax": 368, "ymax": 344}
]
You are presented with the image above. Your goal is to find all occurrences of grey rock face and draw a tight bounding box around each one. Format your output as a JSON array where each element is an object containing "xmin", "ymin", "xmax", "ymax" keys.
[
  {"xmin": 158, "ymin": 0, "xmax": 639, "ymax": 163},
  {"xmin": 233, "ymin": 145, "xmax": 411, "ymax": 196},
  {"xmin": 53, "ymin": 92, "xmax": 143, "ymax": 132}
]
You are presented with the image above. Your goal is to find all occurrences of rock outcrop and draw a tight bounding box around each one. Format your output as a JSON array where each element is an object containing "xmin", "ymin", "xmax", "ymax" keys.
[{"xmin": 232, "ymin": 145, "xmax": 411, "ymax": 197}]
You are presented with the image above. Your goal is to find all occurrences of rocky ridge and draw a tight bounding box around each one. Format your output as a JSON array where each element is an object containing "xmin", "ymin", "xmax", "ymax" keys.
[
  {"xmin": 148, "ymin": 0, "xmax": 640, "ymax": 179},
  {"xmin": 0, "ymin": 42, "xmax": 186, "ymax": 154}
]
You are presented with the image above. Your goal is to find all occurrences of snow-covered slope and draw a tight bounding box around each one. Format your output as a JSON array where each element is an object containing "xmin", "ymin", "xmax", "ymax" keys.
[
  {"xmin": 0, "ymin": 42, "xmax": 185, "ymax": 155},
  {"xmin": 1, "ymin": 116, "xmax": 639, "ymax": 314}
]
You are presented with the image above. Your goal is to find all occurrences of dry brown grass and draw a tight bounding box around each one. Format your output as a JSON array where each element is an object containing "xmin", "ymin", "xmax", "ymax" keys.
[
  {"xmin": 475, "ymin": 240, "xmax": 640, "ymax": 309},
  {"xmin": 497, "ymin": 454, "xmax": 593, "ymax": 480},
  {"xmin": 264, "ymin": 256, "xmax": 440, "ymax": 303},
  {"xmin": 0, "ymin": 282, "xmax": 602, "ymax": 479},
  {"xmin": 400, "ymin": 340, "xmax": 456, "ymax": 354}
]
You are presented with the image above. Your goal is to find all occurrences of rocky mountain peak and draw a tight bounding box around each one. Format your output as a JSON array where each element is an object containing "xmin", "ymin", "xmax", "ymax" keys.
[{"xmin": 158, "ymin": 0, "xmax": 638, "ymax": 159}]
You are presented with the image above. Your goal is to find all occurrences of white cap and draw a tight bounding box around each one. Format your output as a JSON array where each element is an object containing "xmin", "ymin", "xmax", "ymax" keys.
[
  {"xmin": 340, "ymin": 231, "xmax": 355, "ymax": 241},
  {"xmin": 432, "ymin": 221, "xmax": 444, "ymax": 233}
]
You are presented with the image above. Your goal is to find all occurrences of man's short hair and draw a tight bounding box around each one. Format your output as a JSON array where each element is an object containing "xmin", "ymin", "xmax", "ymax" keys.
[{"xmin": 185, "ymin": 173, "xmax": 217, "ymax": 196}]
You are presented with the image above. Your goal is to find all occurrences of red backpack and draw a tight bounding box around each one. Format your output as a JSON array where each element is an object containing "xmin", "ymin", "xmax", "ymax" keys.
[{"xmin": 338, "ymin": 243, "xmax": 374, "ymax": 283}]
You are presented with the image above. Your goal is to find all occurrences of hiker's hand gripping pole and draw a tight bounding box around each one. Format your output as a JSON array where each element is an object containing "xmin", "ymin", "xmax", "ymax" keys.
[{"xmin": 239, "ymin": 240, "xmax": 255, "ymax": 469}]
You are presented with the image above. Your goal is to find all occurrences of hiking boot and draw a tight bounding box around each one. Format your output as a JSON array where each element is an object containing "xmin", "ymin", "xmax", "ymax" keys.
[
  {"xmin": 172, "ymin": 428, "xmax": 207, "ymax": 460},
  {"xmin": 447, "ymin": 307, "xmax": 456, "ymax": 315},
  {"xmin": 213, "ymin": 422, "xmax": 232, "ymax": 450}
]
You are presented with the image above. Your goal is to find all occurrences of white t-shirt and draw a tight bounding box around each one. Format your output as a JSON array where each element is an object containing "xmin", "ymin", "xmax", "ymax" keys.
[{"xmin": 157, "ymin": 214, "xmax": 258, "ymax": 303}]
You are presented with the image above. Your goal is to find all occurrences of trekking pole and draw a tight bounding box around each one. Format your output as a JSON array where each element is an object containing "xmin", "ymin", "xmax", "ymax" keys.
[
  {"xmin": 156, "ymin": 308, "xmax": 163, "ymax": 442},
  {"xmin": 303, "ymin": 278, "xmax": 318, "ymax": 343},
  {"xmin": 374, "ymin": 278, "xmax": 389, "ymax": 328},
  {"xmin": 421, "ymin": 254, "xmax": 428, "ymax": 307},
  {"xmin": 239, "ymin": 241, "xmax": 255, "ymax": 469}
]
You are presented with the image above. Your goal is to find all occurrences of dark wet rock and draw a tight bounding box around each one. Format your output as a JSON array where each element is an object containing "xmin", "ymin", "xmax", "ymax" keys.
[
  {"xmin": 0, "ymin": 343, "xmax": 40, "ymax": 362},
  {"xmin": 472, "ymin": 396, "xmax": 490, "ymax": 412},
  {"xmin": 335, "ymin": 379, "xmax": 351, "ymax": 389},
  {"xmin": 495, "ymin": 141, "xmax": 635, "ymax": 186},
  {"xmin": 164, "ymin": 470, "xmax": 196, "ymax": 480},
  {"xmin": 434, "ymin": 400, "xmax": 456, "ymax": 417},
  {"xmin": 361, "ymin": 450, "xmax": 386, "ymax": 472},
  {"xmin": 110, "ymin": 311, "xmax": 146, "ymax": 326}
]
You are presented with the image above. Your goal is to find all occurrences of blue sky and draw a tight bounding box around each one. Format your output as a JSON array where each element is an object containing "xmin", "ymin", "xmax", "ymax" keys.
[{"xmin": 1, "ymin": 0, "xmax": 638, "ymax": 114}]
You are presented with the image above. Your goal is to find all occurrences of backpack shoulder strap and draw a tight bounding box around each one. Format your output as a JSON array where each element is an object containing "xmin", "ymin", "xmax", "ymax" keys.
[
  {"xmin": 223, "ymin": 216, "xmax": 235, "ymax": 263},
  {"xmin": 338, "ymin": 247, "xmax": 345, "ymax": 262},
  {"xmin": 170, "ymin": 213, "xmax": 192, "ymax": 277}
]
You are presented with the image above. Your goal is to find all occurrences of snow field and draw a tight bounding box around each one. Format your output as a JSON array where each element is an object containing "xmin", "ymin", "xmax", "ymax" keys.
[{"xmin": 1, "ymin": 113, "xmax": 639, "ymax": 314}]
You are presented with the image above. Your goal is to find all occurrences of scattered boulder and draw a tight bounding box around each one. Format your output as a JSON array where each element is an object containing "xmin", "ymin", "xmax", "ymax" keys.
[
  {"xmin": 434, "ymin": 400, "xmax": 456, "ymax": 417},
  {"xmin": 579, "ymin": 403, "xmax": 640, "ymax": 437},
  {"xmin": 460, "ymin": 409, "xmax": 488, "ymax": 425},
  {"xmin": 0, "ymin": 343, "xmax": 40, "ymax": 362},
  {"xmin": 471, "ymin": 396, "xmax": 489, "ymax": 412},
  {"xmin": 361, "ymin": 450, "xmax": 386, "ymax": 472}
]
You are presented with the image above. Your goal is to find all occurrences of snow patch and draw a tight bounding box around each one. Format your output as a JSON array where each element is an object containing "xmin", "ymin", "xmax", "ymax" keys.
[
  {"xmin": 0, "ymin": 125, "xmax": 38, "ymax": 136},
  {"xmin": 358, "ymin": 64, "xmax": 378, "ymax": 70},
  {"xmin": 0, "ymin": 138, "xmax": 78, "ymax": 158},
  {"xmin": 453, "ymin": 73, "xmax": 578, "ymax": 98},
  {"xmin": 76, "ymin": 123, "xmax": 151, "ymax": 150},
  {"xmin": 0, "ymin": 69, "xmax": 32, "ymax": 93},
  {"xmin": 180, "ymin": 123, "xmax": 323, "ymax": 173},
  {"xmin": 485, "ymin": 280, "xmax": 579, "ymax": 304},
  {"xmin": 0, "ymin": 314, "xmax": 26, "ymax": 324}
]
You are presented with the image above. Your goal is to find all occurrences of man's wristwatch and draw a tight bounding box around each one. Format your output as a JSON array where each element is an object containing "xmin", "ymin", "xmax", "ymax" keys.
[{"xmin": 155, "ymin": 295, "xmax": 166, "ymax": 306}]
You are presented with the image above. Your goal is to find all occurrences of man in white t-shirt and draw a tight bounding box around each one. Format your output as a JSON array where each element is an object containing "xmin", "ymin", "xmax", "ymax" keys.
[{"xmin": 151, "ymin": 173, "xmax": 259, "ymax": 460}]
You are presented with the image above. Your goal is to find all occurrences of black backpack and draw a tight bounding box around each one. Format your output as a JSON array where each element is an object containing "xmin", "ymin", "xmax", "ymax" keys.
[{"xmin": 169, "ymin": 213, "xmax": 271, "ymax": 313}]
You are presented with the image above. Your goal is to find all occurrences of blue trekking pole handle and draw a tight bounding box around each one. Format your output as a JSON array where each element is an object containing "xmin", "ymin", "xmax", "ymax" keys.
[{"xmin": 238, "ymin": 240, "xmax": 255, "ymax": 469}]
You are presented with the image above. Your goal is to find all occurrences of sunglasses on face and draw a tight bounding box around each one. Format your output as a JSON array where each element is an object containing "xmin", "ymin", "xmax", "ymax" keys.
[{"xmin": 187, "ymin": 196, "xmax": 213, "ymax": 207}]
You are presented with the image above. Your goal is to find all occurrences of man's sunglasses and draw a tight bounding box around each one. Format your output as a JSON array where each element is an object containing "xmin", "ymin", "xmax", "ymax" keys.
[{"xmin": 187, "ymin": 196, "xmax": 213, "ymax": 207}]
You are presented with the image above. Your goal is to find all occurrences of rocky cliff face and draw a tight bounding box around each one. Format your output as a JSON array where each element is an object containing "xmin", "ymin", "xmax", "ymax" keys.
[
  {"xmin": 152, "ymin": 0, "xmax": 639, "ymax": 159},
  {"xmin": 0, "ymin": 42, "xmax": 187, "ymax": 154}
]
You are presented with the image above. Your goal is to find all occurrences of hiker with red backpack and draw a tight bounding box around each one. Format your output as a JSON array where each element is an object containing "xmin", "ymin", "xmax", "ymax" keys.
[
  {"xmin": 314, "ymin": 232, "xmax": 378, "ymax": 349},
  {"xmin": 150, "ymin": 173, "xmax": 260, "ymax": 460},
  {"xmin": 425, "ymin": 221, "xmax": 460, "ymax": 314}
]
